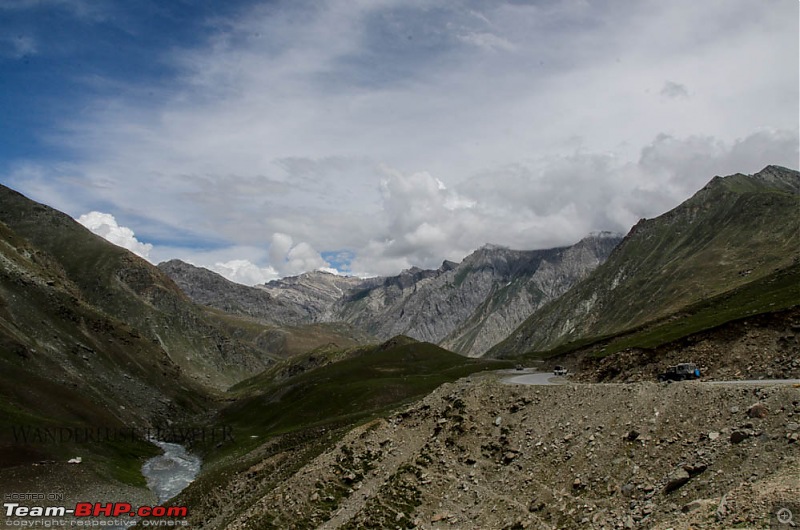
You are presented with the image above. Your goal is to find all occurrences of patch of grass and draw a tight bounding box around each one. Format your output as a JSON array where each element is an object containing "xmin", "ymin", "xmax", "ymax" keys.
[{"xmin": 453, "ymin": 265, "xmax": 472, "ymax": 287}]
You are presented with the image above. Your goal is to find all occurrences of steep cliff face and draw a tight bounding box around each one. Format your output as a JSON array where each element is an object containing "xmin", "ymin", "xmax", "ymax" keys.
[
  {"xmin": 333, "ymin": 235, "xmax": 621, "ymax": 356},
  {"xmin": 258, "ymin": 271, "xmax": 372, "ymax": 321},
  {"xmin": 441, "ymin": 234, "xmax": 622, "ymax": 356},
  {"xmin": 158, "ymin": 259, "xmax": 310, "ymax": 325},
  {"xmin": 161, "ymin": 235, "xmax": 621, "ymax": 356},
  {"xmin": 488, "ymin": 165, "xmax": 800, "ymax": 358}
]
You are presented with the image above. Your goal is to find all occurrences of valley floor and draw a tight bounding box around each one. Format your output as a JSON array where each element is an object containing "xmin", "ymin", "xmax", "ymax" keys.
[{"xmin": 186, "ymin": 375, "xmax": 800, "ymax": 529}]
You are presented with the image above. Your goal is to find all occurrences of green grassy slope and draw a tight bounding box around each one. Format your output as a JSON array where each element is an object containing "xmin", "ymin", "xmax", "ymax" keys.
[
  {"xmin": 488, "ymin": 165, "xmax": 800, "ymax": 358},
  {"xmin": 215, "ymin": 337, "xmax": 508, "ymax": 451}
]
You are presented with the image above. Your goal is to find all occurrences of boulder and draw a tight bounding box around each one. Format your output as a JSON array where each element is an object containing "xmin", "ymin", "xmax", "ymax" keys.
[{"xmin": 663, "ymin": 468, "xmax": 690, "ymax": 493}]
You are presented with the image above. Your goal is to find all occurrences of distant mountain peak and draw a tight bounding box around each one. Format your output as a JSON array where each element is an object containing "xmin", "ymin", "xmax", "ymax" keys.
[
  {"xmin": 479, "ymin": 243, "xmax": 510, "ymax": 251},
  {"xmin": 585, "ymin": 231, "xmax": 625, "ymax": 240}
]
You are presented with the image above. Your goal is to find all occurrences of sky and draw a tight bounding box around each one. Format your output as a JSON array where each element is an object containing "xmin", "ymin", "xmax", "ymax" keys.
[{"xmin": 1, "ymin": 0, "xmax": 798, "ymax": 284}]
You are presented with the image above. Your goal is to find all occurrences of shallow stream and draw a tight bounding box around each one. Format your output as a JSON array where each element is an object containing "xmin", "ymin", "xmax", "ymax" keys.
[{"xmin": 140, "ymin": 439, "xmax": 201, "ymax": 503}]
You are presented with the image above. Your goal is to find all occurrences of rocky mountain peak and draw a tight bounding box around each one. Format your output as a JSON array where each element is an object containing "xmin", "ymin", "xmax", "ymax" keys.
[{"xmin": 751, "ymin": 164, "xmax": 800, "ymax": 193}]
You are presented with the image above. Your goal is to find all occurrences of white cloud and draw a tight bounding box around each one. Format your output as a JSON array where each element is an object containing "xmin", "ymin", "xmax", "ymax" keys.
[
  {"xmin": 457, "ymin": 31, "xmax": 516, "ymax": 52},
  {"xmin": 6, "ymin": 0, "xmax": 797, "ymax": 279},
  {"xmin": 76, "ymin": 211, "xmax": 153, "ymax": 260},
  {"xmin": 208, "ymin": 259, "xmax": 279, "ymax": 286},
  {"xmin": 268, "ymin": 232, "xmax": 331, "ymax": 277}
]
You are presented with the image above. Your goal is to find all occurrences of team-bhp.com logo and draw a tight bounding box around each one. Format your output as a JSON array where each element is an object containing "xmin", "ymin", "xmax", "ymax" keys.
[{"xmin": 5, "ymin": 502, "xmax": 188, "ymax": 525}]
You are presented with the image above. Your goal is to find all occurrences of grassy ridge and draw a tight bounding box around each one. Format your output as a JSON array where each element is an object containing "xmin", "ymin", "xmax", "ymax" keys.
[
  {"xmin": 518, "ymin": 262, "xmax": 800, "ymax": 361},
  {"xmin": 198, "ymin": 338, "xmax": 509, "ymax": 461}
]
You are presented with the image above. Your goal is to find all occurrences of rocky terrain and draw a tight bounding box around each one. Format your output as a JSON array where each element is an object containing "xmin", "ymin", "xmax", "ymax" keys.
[
  {"xmin": 182, "ymin": 375, "xmax": 800, "ymax": 529},
  {"xmin": 159, "ymin": 258, "xmax": 312, "ymax": 325},
  {"xmin": 160, "ymin": 233, "xmax": 621, "ymax": 356},
  {"xmin": 570, "ymin": 307, "xmax": 800, "ymax": 384}
]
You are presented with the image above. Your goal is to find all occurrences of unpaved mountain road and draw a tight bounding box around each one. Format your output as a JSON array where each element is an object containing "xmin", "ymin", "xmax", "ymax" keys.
[{"xmin": 502, "ymin": 369, "xmax": 800, "ymax": 387}]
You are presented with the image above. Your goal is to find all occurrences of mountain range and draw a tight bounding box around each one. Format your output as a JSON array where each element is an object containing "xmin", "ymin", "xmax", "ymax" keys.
[
  {"xmin": 159, "ymin": 165, "xmax": 799, "ymax": 362},
  {"xmin": 161, "ymin": 233, "xmax": 622, "ymax": 356}
]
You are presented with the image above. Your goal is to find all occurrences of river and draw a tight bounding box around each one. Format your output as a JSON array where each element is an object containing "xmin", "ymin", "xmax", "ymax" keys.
[{"xmin": 141, "ymin": 439, "xmax": 202, "ymax": 504}]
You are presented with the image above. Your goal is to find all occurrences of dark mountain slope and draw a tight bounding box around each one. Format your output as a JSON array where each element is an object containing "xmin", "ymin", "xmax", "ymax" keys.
[
  {"xmin": 0, "ymin": 184, "xmax": 276, "ymax": 389},
  {"xmin": 0, "ymin": 184, "xmax": 294, "ymax": 482}
]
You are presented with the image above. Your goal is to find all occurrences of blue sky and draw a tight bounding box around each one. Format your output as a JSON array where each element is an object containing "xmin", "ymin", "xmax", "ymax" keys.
[{"xmin": 1, "ymin": 0, "xmax": 798, "ymax": 284}]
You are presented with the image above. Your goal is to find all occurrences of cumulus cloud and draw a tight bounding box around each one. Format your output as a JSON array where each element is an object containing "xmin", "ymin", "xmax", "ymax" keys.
[
  {"xmin": 208, "ymin": 260, "xmax": 279, "ymax": 286},
  {"xmin": 268, "ymin": 233, "xmax": 331, "ymax": 277},
  {"xmin": 76, "ymin": 211, "xmax": 153, "ymax": 260}
]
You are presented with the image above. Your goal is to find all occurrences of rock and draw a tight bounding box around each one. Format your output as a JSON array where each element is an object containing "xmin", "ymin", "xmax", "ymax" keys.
[
  {"xmin": 503, "ymin": 451, "xmax": 518, "ymax": 464},
  {"xmin": 683, "ymin": 463, "xmax": 708, "ymax": 476},
  {"xmin": 620, "ymin": 483, "xmax": 635, "ymax": 497},
  {"xmin": 310, "ymin": 492, "xmax": 320, "ymax": 502},
  {"xmin": 786, "ymin": 422, "xmax": 799, "ymax": 432},
  {"xmin": 708, "ymin": 431, "xmax": 720, "ymax": 441},
  {"xmin": 663, "ymin": 468, "xmax": 691, "ymax": 493},
  {"xmin": 494, "ymin": 416, "xmax": 502, "ymax": 426},
  {"xmin": 67, "ymin": 457, "xmax": 82, "ymax": 464},
  {"xmin": 730, "ymin": 430, "xmax": 750, "ymax": 444},
  {"xmin": 624, "ymin": 430, "xmax": 640, "ymax": 442},
  {"xmin": 528, "ymin": 498, "xmax": 545, "ymax": 512},
  {"xmin": 573, "ymin": 478, "xmax": 585, "ymax": 490},
  {"xmin": 431, "ymin": 512, "xmax": 450, "ymax": 522},
  {"xmin": 747, "ymin": 403, "xmax": 769, "ymax": 418},
  {"xmin": 682, "ymin": 500, "xmax": 704, "ymax": 513}
]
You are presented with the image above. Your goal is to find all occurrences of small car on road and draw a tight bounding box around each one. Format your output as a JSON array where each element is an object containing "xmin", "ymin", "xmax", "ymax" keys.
[{"xmin": 658, "ymin": 363, "xmax": 701, "ymax": 382}]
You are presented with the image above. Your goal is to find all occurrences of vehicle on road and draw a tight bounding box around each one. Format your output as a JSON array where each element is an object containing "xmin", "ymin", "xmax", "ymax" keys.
[
  {"xmin": 658, "ymin": 363, "xmax": 701, "ymax": 382},
  {"xmin": 553, "ymin": 365, "xmax": 568, "ymax": 376}
]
